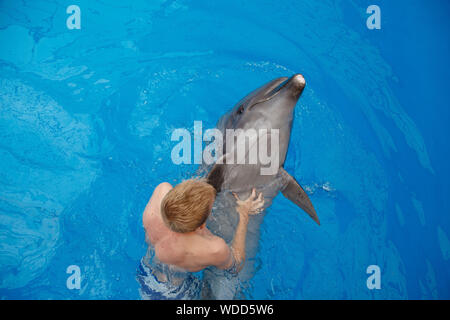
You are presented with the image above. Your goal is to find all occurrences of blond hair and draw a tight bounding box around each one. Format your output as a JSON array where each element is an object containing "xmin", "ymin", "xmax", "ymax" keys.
[{"xmin": 161, "ymin": 179, "xmax": 216, "ymax": 233}]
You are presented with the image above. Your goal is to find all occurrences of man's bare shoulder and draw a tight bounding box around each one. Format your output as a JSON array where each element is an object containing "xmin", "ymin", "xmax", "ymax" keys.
[
  {"xmin": 143, "ymin": 182, "xmax": 173, "ymax": 226},
  {"xmin": 155, "ymin": 182, "xmax": 173, "ymax": 195},
  {"xmin": 196, "ymin": 234, "xmax": 231, "ymax": 269},
  {"xmin": 149, "ymin": 182, "xmax": 173, "ymax": 205}
]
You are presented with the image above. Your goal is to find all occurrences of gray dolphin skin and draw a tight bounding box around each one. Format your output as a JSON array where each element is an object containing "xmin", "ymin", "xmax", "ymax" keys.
[{"xmin": 201, "ymin": 74, "xmax": 319, "ymax": 299}]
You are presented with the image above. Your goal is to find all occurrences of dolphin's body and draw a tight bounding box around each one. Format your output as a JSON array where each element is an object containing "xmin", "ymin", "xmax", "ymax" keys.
[{"xmin": 201, "ymin": 74, "xmax": 319, "ymax": 299}]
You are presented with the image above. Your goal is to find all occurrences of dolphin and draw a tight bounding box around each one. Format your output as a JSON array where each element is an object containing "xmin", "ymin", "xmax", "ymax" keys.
[{"xmin": 200, "ymin": 74, "xmax": 319, "ymax": 299}]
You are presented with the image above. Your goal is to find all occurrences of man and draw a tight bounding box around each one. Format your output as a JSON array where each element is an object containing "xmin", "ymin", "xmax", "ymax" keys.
[{"xmin": 138, "ymin": 179, "xmax": 264, "ymax": 300}]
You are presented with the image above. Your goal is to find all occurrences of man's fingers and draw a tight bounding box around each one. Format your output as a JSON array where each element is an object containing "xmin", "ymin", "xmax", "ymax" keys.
[
  {"xmin": 257, "ymin": 192, "xmax": 263, "ymax": 202},
  {"xmin": 249, "ymin": 206, "xmax": 264, "ymax": 215},
  {"xmin": 234, "ymin": 190, "xmax": 265, "ymax": 215}
]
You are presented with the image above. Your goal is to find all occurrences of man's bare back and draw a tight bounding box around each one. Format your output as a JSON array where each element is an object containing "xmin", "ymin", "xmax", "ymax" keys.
[{"xmin": 143, "ymin": 182, "xmax": 232, "ymax": 272}]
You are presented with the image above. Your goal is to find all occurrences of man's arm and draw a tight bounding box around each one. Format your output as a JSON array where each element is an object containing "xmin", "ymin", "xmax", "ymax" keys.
[
  {"xmin": 229, "ymin": 189, "xmax": 264, "ymax": 272},
  {"xmin": 208, "ymin": 189, "xmax": 264, "ymax": 273}
]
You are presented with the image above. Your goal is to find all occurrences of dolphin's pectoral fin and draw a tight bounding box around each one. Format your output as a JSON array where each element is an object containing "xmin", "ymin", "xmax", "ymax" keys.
[
  {"xmin": 279, "ymin": 168, "xmax": 320, "ymax": 225},
  {"xmin": 207, "ymin": 164, "xmax": 225, "ymax": 192}
]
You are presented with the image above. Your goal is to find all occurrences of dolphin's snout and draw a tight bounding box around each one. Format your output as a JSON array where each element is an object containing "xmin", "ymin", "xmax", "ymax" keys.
[
  {"xmin": 283, "ymin": 74, "xmax": 306, "ymax": 100},
  {"xmin": 293, "ymin": 74, "xmax": 306, "ymax": 86},
  {"xmin": 289, "ymin": 74, "xmax": 306, "ymax": 89}
]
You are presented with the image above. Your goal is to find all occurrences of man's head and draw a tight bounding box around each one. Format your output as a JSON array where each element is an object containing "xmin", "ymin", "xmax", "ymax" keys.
[{"xmin": 161, "ymin": 179, "xmax": 216, "ymax": 233}]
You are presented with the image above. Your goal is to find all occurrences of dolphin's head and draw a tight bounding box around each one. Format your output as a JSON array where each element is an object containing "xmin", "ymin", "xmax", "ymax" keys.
[
  {"xmin": 228, "ymin": 74, "xmax": 306, "ymax": 130},
  {"xmin": 217, "ymin": 74, "xmax": 306, "ymax": 168}
]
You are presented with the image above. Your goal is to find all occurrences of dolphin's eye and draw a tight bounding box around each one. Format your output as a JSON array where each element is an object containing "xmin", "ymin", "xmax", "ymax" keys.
[{"xmin": 237, "ymin": 104, "xmax": 244, "ymax": 114}]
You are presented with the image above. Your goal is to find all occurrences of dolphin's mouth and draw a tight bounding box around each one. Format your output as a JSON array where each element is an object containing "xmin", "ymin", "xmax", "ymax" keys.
[
  {"xmin": 249, "ymin": 74, "xmax": 304, "ymax": 110},
  {"xmin": 248, "ymin": 78, "xmax": 289, "ymax": 110},
  {"xmin": 267, "ymin": 78, "xmax": 289, "ymax": 97},
  {"xmin": 265, "ymin": 74, "xmax": 306, "ymax": 101}
]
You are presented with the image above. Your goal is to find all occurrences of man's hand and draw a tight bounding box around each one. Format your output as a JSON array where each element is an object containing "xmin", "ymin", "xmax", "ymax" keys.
[{"xmin": 232, "ymin": 188, "xmax": 265, "ymax": 217}]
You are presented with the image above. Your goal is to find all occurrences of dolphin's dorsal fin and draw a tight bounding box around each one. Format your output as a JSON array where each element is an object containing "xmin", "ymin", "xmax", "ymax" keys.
[{"xmin": 279, "ymin": 167, "xmax": 320, "ymax": 225}]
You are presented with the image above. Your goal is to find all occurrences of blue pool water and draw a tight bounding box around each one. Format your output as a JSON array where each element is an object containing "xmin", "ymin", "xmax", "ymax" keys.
[{"xmin": 0, "ymin": 0, "xmax": 449, "ymax": 299}]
